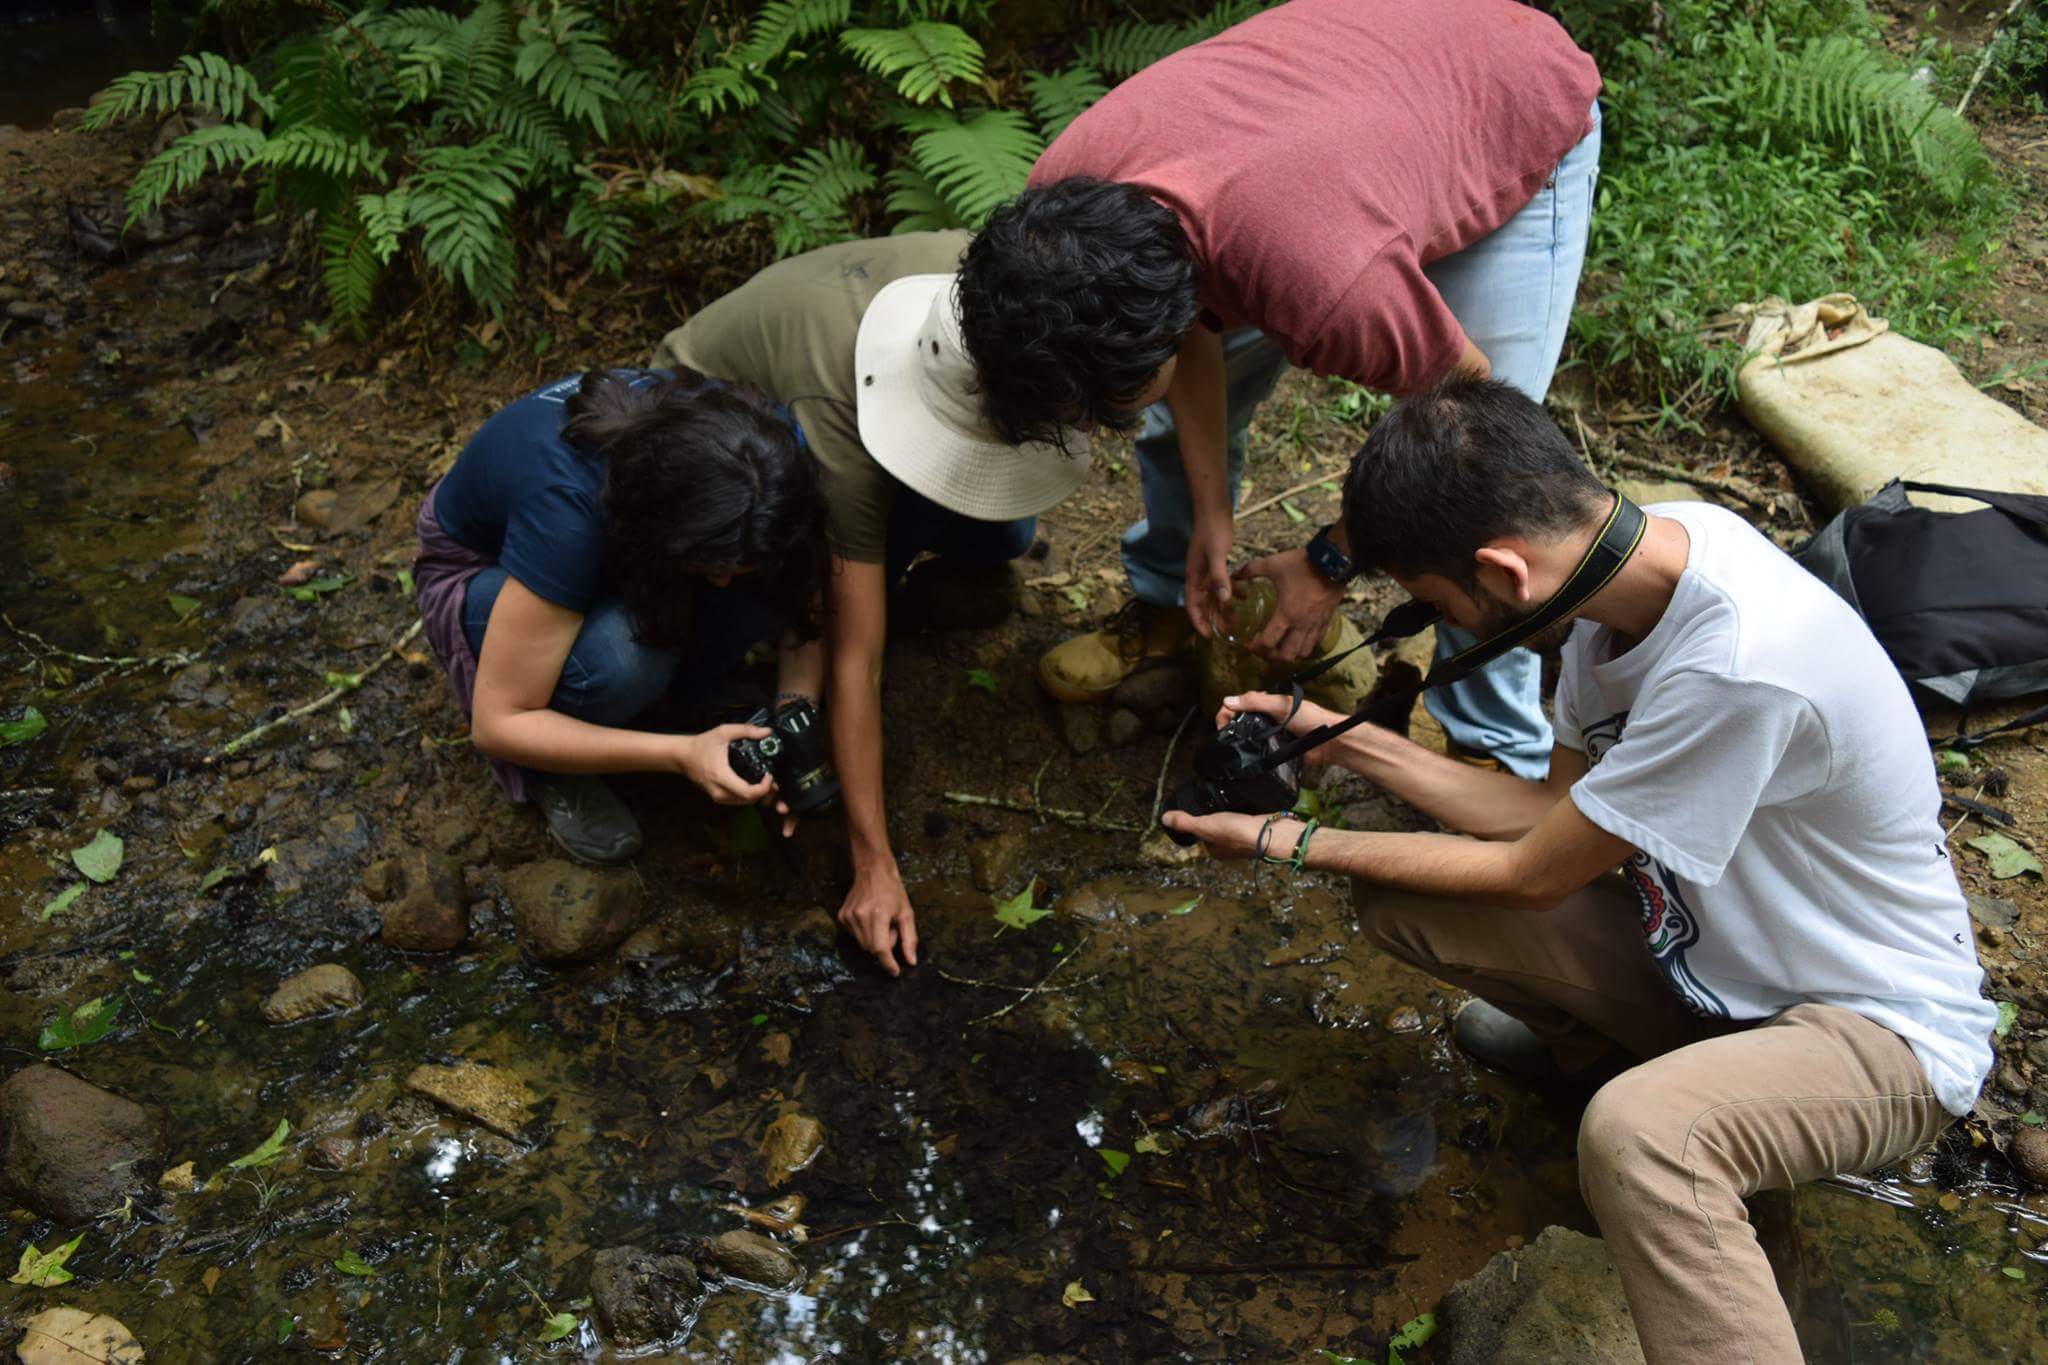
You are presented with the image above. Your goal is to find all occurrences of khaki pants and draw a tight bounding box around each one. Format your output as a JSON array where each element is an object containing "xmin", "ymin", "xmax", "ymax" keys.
[{"xmin": 1357, "ymin": 879, "xmax": 1951, "ymax": 1365}]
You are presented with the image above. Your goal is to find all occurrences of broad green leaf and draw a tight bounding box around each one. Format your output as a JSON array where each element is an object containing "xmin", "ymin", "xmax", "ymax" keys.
[
  {"xmin": 1166, "ymin": 895, "xmax": 1202, "ymax": 917},
  {"xmin": 131, "ymin": 968, "xmax": 153, "ymax": 984},
  {"xmin": 1936, "ymin": 748, "xmax": 1971, "ymax": 775},
  {"xmin": 10, "ymin": 1233, "xmax": 84, "ymax": 1287},
  {"xmin": 227, "ymin": 1117, "xmax": 291, "ymax": 1170},
  {"xmin": 992, "ymin": 879, "xmax": 1050, "ymax": 932},
  {"xmin": 1061, "ymin": 1278, "xmax": 1094, "ymax": 1307},
  {"xmin": 334, "ymin": 1249, "xmax": 375, "ymax": 1277},
  {"xmin": 2004, "ymin": 1265, "xmax": 2026, "ymax": 1280},
  {"xmin": 40, "ymin": 883, "xmax": 85, "ymax": 922},
  {"xmin": 38, "ymin": 996, "xmax": 121, "ymax": 1051},
  {"xmin": 0, "ymin": 707, "xmax": 47, "ymax": 746},
  {"xmin": 1097, "ymin": 1147, "xmax": 1130, "ymax": 1178},
  {"xmin": 1997, "ymin": 1000, "xmax": 2019, "ymax": 1037},
  {"xmin": 283, "ymin": 574, "xmax": 351, "ymax": 603},
  {"xmin": 1389, "ymin": 1313, "xmax": 1437, "ymax": 1350},
  {"xmin": 71, "ymin": 829, "xmax": 124, "ymax": 883},
  {"xmin": 539, "ymin": 1312, "xmax": 577, "ymax": 1342},
  {"xmin": 167, "ymin": 593, "xmax": 202, "ymax": 620},
  {"xmin": 1968, "ymin": 833, "xmax": 2042, "ymax": 880},
  {"xmin": 965, "ymin": 667, "xmax": 1001, "ymax": 695},
  {"xmin": 276, "ymin": 1317, "xmax": 295, "ymax": 1343},
  {"xmin": 1062, "ymin": 584, "xmax": 1090, "ymax": 611},
  {"xmin": 749, "ymin": 1012, "xmax": 768, "ymax": 1027}
]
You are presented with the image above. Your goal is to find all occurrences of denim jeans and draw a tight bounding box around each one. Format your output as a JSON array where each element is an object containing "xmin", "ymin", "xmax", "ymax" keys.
[
  {"xmin": 460, "ymin": 568, "xmax": 780, "ymax": 730},
  {"xmin": 885, "ymin": 486, "xmax": 1036, "ymax": 584},
  {"xmin": 1123, "ymin": 104, "xmax": 1603, "ymax": 779}
]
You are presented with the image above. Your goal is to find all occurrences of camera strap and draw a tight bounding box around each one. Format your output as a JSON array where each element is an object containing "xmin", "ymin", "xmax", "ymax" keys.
[{"xmin": 1260, "ymin": 493, "xmax": 1648, "ymax": 770}]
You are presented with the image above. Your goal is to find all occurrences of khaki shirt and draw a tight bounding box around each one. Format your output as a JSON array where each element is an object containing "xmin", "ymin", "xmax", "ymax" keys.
[{"xmin": 653, "ymin": 231, "xmax": 973, "ymax": 564}]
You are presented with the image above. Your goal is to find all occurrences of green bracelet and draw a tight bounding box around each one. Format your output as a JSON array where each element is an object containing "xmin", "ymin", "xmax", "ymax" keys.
[{"xmin": 1288, "ymin": 816, "xmax": 1320, "ymax": 872}]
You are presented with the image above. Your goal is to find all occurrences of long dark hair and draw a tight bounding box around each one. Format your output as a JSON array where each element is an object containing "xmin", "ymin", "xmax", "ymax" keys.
[{"xmin": 561, "ymin": 368, "xmax": 829, "ymax": 649}]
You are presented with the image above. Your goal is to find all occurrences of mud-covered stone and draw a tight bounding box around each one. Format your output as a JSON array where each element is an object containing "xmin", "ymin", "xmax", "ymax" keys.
[
  {"xmin": 0, "ymin": 1065, "xmax": 166, "ymax": 1223},
  {"xmin": 969, "ymin": 833, "xmax": 1029, "ymax": 894},
  {"xmin": 261, "ymin": 964, "xmax": 365, "ymax": 1024},
  {"xmin": 2012, "ymin": 1127, "xmax": 2048, "ymax": 1187},
  {"xmin": 363, "ymin": 848, "xmax": 467, "ymax": 952},
  {"xmin": 506, "ymin": 858, "xmax": 645, "ymax": 964},
  {"xmin": 1112, "ymin": 664, "xmax": 1192, "ymax": 719},
  {"xmin": 589, "ymin": 1246, "xmax": 702, "ymax": 1347},
  {"xmin": 1103, "ymin": 707, "xmax": 1145, "ymax": 748},
  {"xmin": 760, "ymin": 1111, "xmax": 825, "ymax": 1187},
  {"xmin": 1438, "ymin": 1225, "xmax": 1643, "ymax": 1364},
  {"xmin": 1059, "ymin": 705, "xmax": 1100, "ymax": 755},
  {"xmin": 403, "ymin": 1061, "xmax": 535, "ymax": 1138},
  {"xmin": 698, "ymin": 1229, "xmax": 802, "ymax": 1290}
]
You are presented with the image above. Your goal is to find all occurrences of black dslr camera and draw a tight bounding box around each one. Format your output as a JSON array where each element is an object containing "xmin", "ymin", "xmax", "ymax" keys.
[
  {"xmin": 728, "ymin": 698, "xmax": 842, "ymax": 816},
  {"xmin": 1160, "ymin": 711, "xmax": 1303, "ymax": 846}
]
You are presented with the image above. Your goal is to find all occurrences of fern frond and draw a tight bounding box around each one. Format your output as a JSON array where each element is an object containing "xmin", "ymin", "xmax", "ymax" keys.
[
  {"xmin": 736, "ymin": 0, "xmax": 852, "ymax": 67},
  {"xmin": 356, "ymin": 188, "xmax": 413, "ymax": 262},
  {"xmin": 431, "ymin": 0, "xmax": 516, "ymax": 127},
  {"xmin": 565, "ymin": 176, "xmax": 634, "ymax": 275},
  {"xmin": 123, "ymin": 122, "xmax": 268, "ymax": 225},
  {"xmin": 320, "ymin": 203, "xmax": 385, "ymax": 336},
  {"xmin": 678, "ymin": 63, "xmax": 767, "ymax": 115},
  {"xmin": 82, "ymin": 51, "xmax": 275, "ymax": 129},
  {"xmin": 270, "ymin": 37, "xmax": 371, "ymax": 139},
  {"xmin": 514, "ymin": 4, "xmax": 623, "ymax": 139},
  {"xmin": 883, "ymin": 164, "xmax": 968, "ymax": 233},
  {"xmin": 1023, "ymin": 64, "xmax": 1105, "ymax": 139},
  {"xmin": 899, "ymin": 107, "xmax": 1042, "ymax": 226},
  {"xmin": 487, "ymin": 86, "xmax": 576, "ymax": 170},
  {"xmin": 840, "ymin": 22, "xmax": 983, "ymax": 106},
  {"xmin": 700, "ymin": 137, "xmax": 876, "ymax": 257},
  {"xmin": 1078, "ymin": 21, "xmax": 1187, "ymax": 77},
  {"xmin": 408, "ymin": 136, "xmax": 529, "ymax": 313},
  {"xmin": 247, "ymin": 125, "xmax": 388, "ymax": 181},
  {"xmin": 1178, "ymin": 0, "xmax": 1276, "ymax": 45},
  {"xmin": 1737, "ymin": 25, "xmax": 1993, "ymax": 203}
]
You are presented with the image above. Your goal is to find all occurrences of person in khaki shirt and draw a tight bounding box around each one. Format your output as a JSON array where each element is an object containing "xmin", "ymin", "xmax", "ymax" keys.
[{"xmin": 654, "ymin": 233, "xmax": 1088, "ymax": 974}]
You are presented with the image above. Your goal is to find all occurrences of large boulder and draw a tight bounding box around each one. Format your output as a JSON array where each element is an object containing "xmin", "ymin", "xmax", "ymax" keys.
[
  {"xmin": 589, "ymin": 1247, "xmax": 703, "ymax": 1347},
  {"xmin": 0, "ymin": 1066, "xmax": 166, "ymax": 1223},
  {"xmin": 1437, "ymin": 1226, "xmax": 1644, "ymax": 1365},
  {"xmin": 505, "ymin": 859, "xmax": 644, "ymax": 964},
  {"xmin": 362, "ymin": 848, "xmax": 468, "ymax": 951}
]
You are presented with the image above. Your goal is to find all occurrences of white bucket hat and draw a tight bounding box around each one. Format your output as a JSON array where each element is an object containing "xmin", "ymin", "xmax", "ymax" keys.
[{"xmin": 855, "ymin": 273, "xmax": 1090, "ymax": 521}]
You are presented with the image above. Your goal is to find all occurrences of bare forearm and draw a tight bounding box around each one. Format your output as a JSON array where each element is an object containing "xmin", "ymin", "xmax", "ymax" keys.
[
  {"xmin": 1336, "ymin": 725, "xmax": 1557, "ymax": 840},
  {"xmin": 829, "ymin": 649, "xmax": 895, "ymax": 869},
  {"xmin": 472, "ymin": 708, "xmax": 680, "ymax": 776},
  {"xmin": 778, "ymin": 636, "xmax": 827, "ymax": 703},
  {"xmin": 1303, "ymin": 826, "xmax": 1543, "ymax": 905},
  {"xmin": 1166, "ymin": 331, "xmax": 1232, "ymax": 520}
]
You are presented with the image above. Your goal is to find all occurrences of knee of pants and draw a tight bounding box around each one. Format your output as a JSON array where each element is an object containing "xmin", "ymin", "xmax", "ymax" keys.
[
  {"xmin": 552, "ymin": 605, "xmax": 677, "ymax": 725},
  {"xmin": 992, "ymin": 516, "xmax": 1037, "ymax": 562},
  {"xmin": 1349, "ymin": 883, "xmax": 1442, "ymax": 970},
  {"xmin": 1577, "ymin": 1071, "xmax": 1700, "ymax": 1219}
]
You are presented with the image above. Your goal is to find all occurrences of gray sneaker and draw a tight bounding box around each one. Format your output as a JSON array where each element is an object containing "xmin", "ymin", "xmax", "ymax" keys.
[{"xmin": 534, "ymin": 775, "xmax": 643, "ymax": 865}]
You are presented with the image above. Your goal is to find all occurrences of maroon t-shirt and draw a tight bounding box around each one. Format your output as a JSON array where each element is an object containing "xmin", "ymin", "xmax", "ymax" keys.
[{"xmin": 1030, "ymin": 0, "xmax": 1601, "ymax": 396}]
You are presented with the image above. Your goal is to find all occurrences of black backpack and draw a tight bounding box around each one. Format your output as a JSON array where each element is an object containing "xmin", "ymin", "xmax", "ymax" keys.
[{"xmin": 1798, "ymin": 479, "xmax": 2048, "ymax": 746}]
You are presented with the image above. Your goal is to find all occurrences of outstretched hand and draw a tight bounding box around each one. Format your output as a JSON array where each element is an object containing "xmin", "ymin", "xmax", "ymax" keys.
[
  {"xmin": 1160, "ymin": 809, "xmax": 1307, "ymax": 862},
  {"xmin": 838, "ymin": 869, "xmax": 919, "ymax": 978}
]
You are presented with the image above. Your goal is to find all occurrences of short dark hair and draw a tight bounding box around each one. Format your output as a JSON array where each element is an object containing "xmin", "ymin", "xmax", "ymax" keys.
[
  {"xmin": 956, "ymin": 176, "xmax": 1199, "ymax": 447},
  {"xmin": 1342, "ymin": 376, "xmax": 1608, "ymax": 588},
  {"xmin": 563, "ymin": 369, "xmax": 830, "ymax": 648}
]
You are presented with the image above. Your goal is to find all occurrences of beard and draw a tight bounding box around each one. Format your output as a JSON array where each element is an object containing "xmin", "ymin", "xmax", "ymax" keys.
[{"xmin": 1473, "ymin": 584, "xmax": 1578, "ymax": 656}]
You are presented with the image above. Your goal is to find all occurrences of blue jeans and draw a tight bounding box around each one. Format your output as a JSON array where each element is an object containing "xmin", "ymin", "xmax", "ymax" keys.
[
  {"xmin": 1124, "ymin": 105, "xmax": 1602, "ymax": 780},
  {"xmin": 461, "ymin": 568, "xmax": 780, "ymax": 729},
  {"xmin": 885, "ymin": 487, "xmax": 1036, "ymax": 583}
]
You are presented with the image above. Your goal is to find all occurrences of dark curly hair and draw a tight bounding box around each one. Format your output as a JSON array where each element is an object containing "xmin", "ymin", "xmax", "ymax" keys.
[
  {"xmin": 956, "ymin": 176, "xmax": 1199, "ymax": 447},
  {"xmin": 562, "ymin": 369, "xmax": 829, "ymax": 649}
]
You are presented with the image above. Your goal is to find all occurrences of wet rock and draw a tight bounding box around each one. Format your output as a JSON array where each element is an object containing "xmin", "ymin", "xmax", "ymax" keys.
[
  {"xmin": 1969, "ymin": 894, "xmax": 2021, "ymax": 930},
  {"xmin": 1113, "ymin": 664, "xmax": 1193, "ymax": 719},
  {"xmin": 261, "ymin": 964, "xmax": 365, "ymax": 1024},
  {"xmin": 403, "ymin": 1061, "xmax": 535, "ymax": 1138},
  {"xmin": 1140, "ymin": 830, "xmax": 1206, "ymax": 867},
  {"xmin": 2012, "ymin": 1128, "xmax": 2048, "ymax": 1188},
  {"xmin": 589, "ymin": 1247, "xmax": 703, "ymax": 1347},
  {"xmin": 760, "ymin": 1111, "xmax": 825, "ymax": 1187},
  {"xmin": 1383, "ymin": 1005, "xmax": 1425, "ymax": 1034},
  {"xmin": 1059, "ymin": 705, "xmax": 1101, "ymax": 755},
  {"xmin": 309, "ymin": 1134, "xmax": 358, "ymax": 1170},
  {"xmin": 294, "ymin": 489, "xmax": 338, "ymax": 527},
  {"xmin": 16, "ymin": 1307, "xmax": 145, "ymax": 1364},
  {"xmin": 166, "ymin": 662, "xmax": 216, "ymax": 704},
  {"xmin": 0, "ymin": 1065, "xmax": 166, "ymax": 1223},
  {"xmin": 506, "ymin": 858, "xmax": 645, "ymax": 964},
  {"xmin": 1439, "ymin": 1226, "xmax": 1643, "ymax": 1365},
  {"xmin": 226, "ymin": 593, "xmax": 282, "ymax": 639},
  {"xmin": 2000, "ymin": 1062, "xmax": 2029, "ymax": 1098},
  {"xmin": 1103, "ymin": 707, "xmax": 1145, "ymax": 748},
  {"xmin": 2027, "ymin": 1037, "xmax": 2048, "ymax": 1074},
  {"xmin": 969, "ymin": 833, "xmax": 1029, "ymax": 894},
  {"xmin": 158, "ymin": 1160, "xmax": 196, "ymax": 1193},
  {"xmin": 363, "ymin": 848, "xmax": 467, "ymax": 952},
  {"xmin": 698, "ymin": 1229, "xmax": 802, "ymax": 1290}
]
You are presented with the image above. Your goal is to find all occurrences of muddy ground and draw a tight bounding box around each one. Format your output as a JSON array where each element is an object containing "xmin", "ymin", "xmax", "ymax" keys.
[{"xmin": 2, "ymin": 62, "xmax": 2048, "ymax": 1365}]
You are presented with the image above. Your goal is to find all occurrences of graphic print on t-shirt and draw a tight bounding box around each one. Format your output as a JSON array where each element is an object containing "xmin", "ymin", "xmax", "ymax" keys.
[{"xmin": 1582, "ymin": 712, "xmax": 1729, "ymax": 1018}]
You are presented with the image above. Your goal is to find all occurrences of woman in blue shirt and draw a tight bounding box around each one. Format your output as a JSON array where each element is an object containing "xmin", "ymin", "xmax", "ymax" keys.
[{"xmin": 413, "ymin": 368, "xmax": 827, "ymax": 863}]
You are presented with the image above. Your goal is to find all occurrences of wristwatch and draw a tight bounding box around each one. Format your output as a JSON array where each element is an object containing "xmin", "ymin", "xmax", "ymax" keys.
[{"xmin": 1305, "ymin": 524, "xmax": 1357, "ymax": 584}]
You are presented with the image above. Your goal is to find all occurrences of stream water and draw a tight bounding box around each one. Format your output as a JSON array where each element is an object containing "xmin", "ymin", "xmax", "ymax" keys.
[{"xmin": 4, "ymin": 98, "xmax": 2048, "ymax": 1365}]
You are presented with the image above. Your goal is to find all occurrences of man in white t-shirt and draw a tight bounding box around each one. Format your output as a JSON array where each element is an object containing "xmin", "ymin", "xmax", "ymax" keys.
[{"xmin": 1164, "ymin": 376, "xmax": 1995, "ymax": 1364}]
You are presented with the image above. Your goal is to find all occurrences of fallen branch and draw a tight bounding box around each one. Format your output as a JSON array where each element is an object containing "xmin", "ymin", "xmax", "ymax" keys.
[
  {"xmin": 4, "ymin": 614, "xmax": 200, "ymax": 673},
  {"xmin": 1239, "ymin": 471, "xmax": 1340, "ymax": 522},
  {"xmin": 212, "ymin": 619, "xmax": 423, "ymax": 760},
  {"xmin": 1611, "ymin": 452, "xmax": 1773, "ymax": 510},
  {"xmin": 1957, "ymin": 0, "xmax": 2032, "ymax": 117},
  {"xmin": 965, "ymin": 935, "xmax": 1094, "ymax": 1027},
  {"xmin": 941, "ymin": 791, "xmax": 1145, "ymax": 833}
]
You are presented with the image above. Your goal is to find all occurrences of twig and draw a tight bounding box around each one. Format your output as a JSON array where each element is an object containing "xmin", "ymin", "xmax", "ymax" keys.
[
  {"xmin": 4, "ymin": 614, "xmax": 199, "ymax": 672},
  {"xmin": 806, "ymin": 1216, "xmax": 925, "ymax": 1246},
  {"xmin": 966, "ymin": 936, "xmax": 1093, "ymax": 1027},
  {"xmin": 1957, "ymin": 0, "xmax": 2032, "ymax": 117},
  {"xmin": 941, "ymin": 791, "xmax": 1145, "ymax": 833},
  {"xmin": 1238, "ymin": 471, "xmax": 1340, "ymax": 522},
  {"xmin": 1030, "ymin": 756, "xmax": 1052, "ymax": 821},
  {"xmin": 211, "ymin": 619, "xmax": 423, "ymax": 760},
  {"xmin": 1944, "ymin": 782, "xmax": 1988, "ymax": 841},
  {"xmin": 1147, "ymin": 705, "xmax": 1200, "ymax": 838},
  {"xmin": 1611, "ymin": 452, "xmax": 1773, "ymax": 510},
  {"xmin": 934, "ymin": 966, "xmax": 1086, "ymax": 995}
]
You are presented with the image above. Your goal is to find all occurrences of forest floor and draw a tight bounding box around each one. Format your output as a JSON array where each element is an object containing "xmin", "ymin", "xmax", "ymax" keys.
[{"xmin": 2, "ymin": 64, "xmax": 2047, "ymax": 1365}]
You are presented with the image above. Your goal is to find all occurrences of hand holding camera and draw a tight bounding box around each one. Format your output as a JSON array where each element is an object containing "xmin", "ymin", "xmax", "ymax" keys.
[
  {"xmin": 726, "ymin": 697, "xmax": 842, "ymax": 817},
  {"xmin": 682, "ymin": 723, "xmax": 778, "ymax": 805}
]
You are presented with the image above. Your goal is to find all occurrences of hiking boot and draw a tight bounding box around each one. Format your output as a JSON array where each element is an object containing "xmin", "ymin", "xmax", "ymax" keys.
[
  {"xmin": 534, "ymin": 774, "xmax": 643, "ymax": 865},
  {"xmin": 1039, "ymin": 599, "xmax": 1195, "ymax": 703},
  {"xmin": 1443, "ymin": 738, "xmax": 1504, "ymax": 771},
  {"xmin": 897, "ymin": 558, "xmax": 1021, "ymax": 631}
]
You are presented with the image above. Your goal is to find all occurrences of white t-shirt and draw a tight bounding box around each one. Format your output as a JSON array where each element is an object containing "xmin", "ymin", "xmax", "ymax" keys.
[{"xmin": 1554, "ymin": 503, "xmax": 1995, "ymax": 1115}]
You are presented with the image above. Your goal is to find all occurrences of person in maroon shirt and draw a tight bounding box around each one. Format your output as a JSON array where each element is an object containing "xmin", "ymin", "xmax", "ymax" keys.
[{"xmin": 956, "ymin": 0, "xmax": 1602, "ymax": 778}]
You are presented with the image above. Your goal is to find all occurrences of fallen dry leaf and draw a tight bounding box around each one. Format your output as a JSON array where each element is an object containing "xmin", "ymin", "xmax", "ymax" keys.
[{"xmin": 278, "ymin": 559, "xmax": 321, "ymax": 586}]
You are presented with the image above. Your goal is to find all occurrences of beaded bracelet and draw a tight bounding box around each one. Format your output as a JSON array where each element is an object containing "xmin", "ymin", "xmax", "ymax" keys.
[{"xmin": 1255, "ymin": 815, "xmax": 1320, "ymax": 871}]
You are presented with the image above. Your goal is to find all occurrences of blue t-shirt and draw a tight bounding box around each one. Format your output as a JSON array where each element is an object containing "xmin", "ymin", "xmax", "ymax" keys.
[{"xmin": 432, "ymin": 371, "xmax": 663, "ymax": 612}]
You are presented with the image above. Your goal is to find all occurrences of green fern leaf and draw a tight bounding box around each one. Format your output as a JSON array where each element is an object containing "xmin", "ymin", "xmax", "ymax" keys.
[
  {"xmin": 884, "ymin": 164, "xmax": 968, "ymax": 233},
  {"xmin": 515, "ymin": 4, "xmax": 623, "ymax": 139},
  {"xmin": 248, "ymin": 125, "xmax": 388, "ymax": 181},
  {"xmin": 82, "ymin": 52, "xmax": 274, "ymax": 129},
  {"xmin": 408, "ymin": 136, "xmax": 529, "ymax": 313},
  {"xmin": 900, "ymin": 107, "xmax": 1042, "ymax": 226},
  {"xmin": 356, "ymin": 188, "xmax": 413, "ymax": 262},
  {"xmin": 565, "ymin": 176, "xmax": 634, "ymax": 275},
  {"xmin": 1023, "ymin": 64, "xmax": 1106, "ymax": 140},
  {"xmin": 1078, "ymin": 21, "xmax": 1187, "ymax": 77},
  {"xmin": 736, "ymin": 0, "xmax": 852, "ymax": 67},
  {"xmin": 320, "ymin": 204, "xmax": 384, "ymax": 336},
  {"xmin": 840, "ymin": 22, "xmax": 983, "ymax": 106},
  {"xmin": 124, "ymin": 122, "xmax": 268, "ymax": 225},
  {"xmin": 487, "ymin": 86, "xmax": 576, "ymax": 170},
  {"xmin": 679, "ymin": 64, "xmax": 767, "ymax": 115},
  {"xmin": 699, "ymin": 137, "xmax": 876, "ymax": 257}
]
